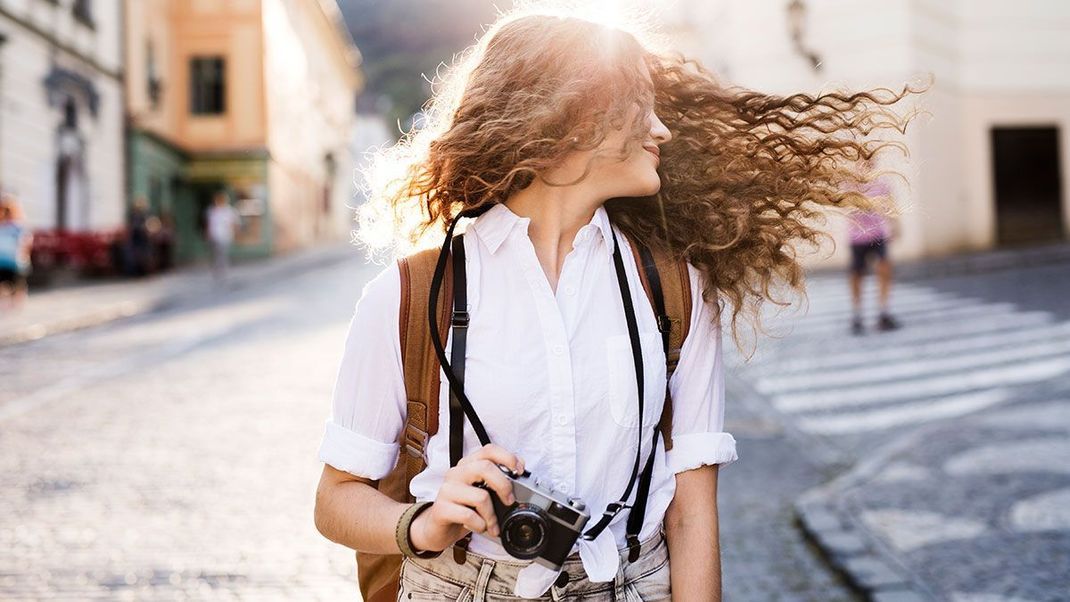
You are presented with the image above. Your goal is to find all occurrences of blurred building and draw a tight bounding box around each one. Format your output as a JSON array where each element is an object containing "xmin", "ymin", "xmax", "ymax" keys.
[
  {"xmin": 0, "ymin": 0, "xmax": 125, "ymax": 234},
  {"xmin": 125, "ymin": 0, "xmax": 362, "ymax": 263},
  {"xmin": 666, "ymin": 0, "xmax": 1070, "ymax": 265},
  {"xmin": 350, "ymin": 94, "xmax": 394, "ymax": 206}
]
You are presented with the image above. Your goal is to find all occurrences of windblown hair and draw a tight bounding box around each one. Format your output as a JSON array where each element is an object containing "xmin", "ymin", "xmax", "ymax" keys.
[{"xmin": 358, "ymin": 8, "xmax": 927, "ymax": 352}]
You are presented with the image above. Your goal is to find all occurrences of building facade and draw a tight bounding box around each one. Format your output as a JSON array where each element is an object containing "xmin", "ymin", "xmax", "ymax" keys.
[
  {"xmin": 125, "ymin": 0, "xmax": 361, "ymax": 263},
  {"xmin": 665, "ymin": 0, "xmax": 1070, "ymax": 265},
  {"xmin": 0, "ymin": 0, "xmax": 124, "ymax": 234}
]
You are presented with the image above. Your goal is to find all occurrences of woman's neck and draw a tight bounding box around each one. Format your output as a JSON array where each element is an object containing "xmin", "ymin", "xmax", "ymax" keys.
[{"xmin": 504, "ymin": 180, "xmax": 605, "ymax": 293}]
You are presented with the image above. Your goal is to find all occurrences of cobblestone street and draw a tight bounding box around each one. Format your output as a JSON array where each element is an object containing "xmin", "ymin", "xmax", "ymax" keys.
[{"xmin": 0, "ymin": 258, "xmax": 378, "ymax": 600}]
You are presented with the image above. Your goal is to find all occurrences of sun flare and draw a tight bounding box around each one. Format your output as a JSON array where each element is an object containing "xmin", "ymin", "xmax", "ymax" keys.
[{"xmin": 504, "ymin": 0, "xmax": 664, "ymax": 36}]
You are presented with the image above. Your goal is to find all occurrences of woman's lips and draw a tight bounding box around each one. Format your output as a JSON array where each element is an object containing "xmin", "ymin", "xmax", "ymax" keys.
[{"xmin": 644, "ymin": 145, "xmax": 660, "ymax": 164}]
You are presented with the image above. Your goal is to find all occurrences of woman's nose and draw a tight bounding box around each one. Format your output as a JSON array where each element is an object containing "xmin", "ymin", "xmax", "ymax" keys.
[{"xmin": 650, "ymin": 112, "xmax": 671, "ymax": 144}]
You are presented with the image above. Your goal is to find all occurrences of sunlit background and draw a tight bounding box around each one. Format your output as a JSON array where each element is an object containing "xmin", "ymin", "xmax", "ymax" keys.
[{"xmin": 1, "ymin": 1, "xmax": 1068, "ymax": 601}]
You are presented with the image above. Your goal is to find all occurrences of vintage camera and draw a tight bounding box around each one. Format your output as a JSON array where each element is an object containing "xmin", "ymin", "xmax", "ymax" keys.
[{"xmin": 477, "ymin": 465, "xmax": 591, "ymax": 570}]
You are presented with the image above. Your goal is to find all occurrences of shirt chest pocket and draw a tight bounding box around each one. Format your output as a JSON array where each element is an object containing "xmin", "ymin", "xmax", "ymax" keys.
[{"xmin": 605, "ymin": 332, "xmax": 667, "ymax": 428}]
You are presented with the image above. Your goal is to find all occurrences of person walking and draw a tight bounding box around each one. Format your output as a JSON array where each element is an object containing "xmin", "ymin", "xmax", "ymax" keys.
[
  {"xmin": 205, "ymin": 191, "xmax": 240, "ymax": 284},
  {"xmin": 313, "ymin": 8, "xmax": 920, "ymax": 601},
  {"xmin": 126, "ymin": 196, "xmax": 153, "ymax": 277},
  {"xmin": 846, "ymin": 159, "xmax": 901, "ymax": 335},
  {"xmin": 0, "ymin": 195, "xmax": 32, "ymax": 310},
  {"xmin": 155, "ymin": 209, "xmax": 176, "ymax": 272}
]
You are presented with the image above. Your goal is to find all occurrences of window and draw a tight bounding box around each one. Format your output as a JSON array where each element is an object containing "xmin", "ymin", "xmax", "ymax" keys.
[
  {"xmin": 73, "ymin": 0, "xmax": 94, "ymax": 27},
  {"xmin": 189, "ymin": 57, "xmax": 226, "ymax": 115},
  {"xmin": 147, "ymin": 40, "xmax": 162, "ymax": 109}
]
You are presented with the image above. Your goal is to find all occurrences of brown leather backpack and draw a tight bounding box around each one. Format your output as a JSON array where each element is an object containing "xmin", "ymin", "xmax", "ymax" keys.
[{"xmin": 356, "ymin": 235, "xmax": 692, "ymax": 602}]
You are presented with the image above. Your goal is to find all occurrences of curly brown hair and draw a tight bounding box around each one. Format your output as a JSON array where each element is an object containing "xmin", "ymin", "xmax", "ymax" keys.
[{"xmin": 357, "ymin": 9, "xmax": 928, "ymax": 352}]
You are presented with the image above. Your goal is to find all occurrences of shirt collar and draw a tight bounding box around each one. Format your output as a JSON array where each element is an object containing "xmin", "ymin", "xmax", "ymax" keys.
[
  {"xmin": 470, "ymin": 203, "xmax": 616, "ymax": 256},
  {"xmin": 585, "ymin": 204, "xmax": 616, "ymax": 257}
]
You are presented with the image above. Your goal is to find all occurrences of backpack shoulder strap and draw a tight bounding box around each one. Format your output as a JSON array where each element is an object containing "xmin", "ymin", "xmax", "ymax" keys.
[
  {"xmin": 397, "ymin": 247, "xmax": 453, "ymax": 477},
  {"xmin": 356, "ymin": 248, "xmax": 453, "ymax": 602},
  {"xmin": 627, "ymin": 236, "xmax": 692, "ymax": 451}
]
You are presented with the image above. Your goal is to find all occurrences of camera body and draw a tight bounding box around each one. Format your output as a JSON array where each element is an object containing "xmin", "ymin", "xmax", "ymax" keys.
[{"xmin": 478, "ymin": 465, "xmax": 591, "ymax": 570}]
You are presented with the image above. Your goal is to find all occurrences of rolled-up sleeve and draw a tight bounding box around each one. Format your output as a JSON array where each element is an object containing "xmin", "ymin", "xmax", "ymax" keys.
[
  {"xmin": 317, "ymin": 262, "xmax": 406, "ymax": 480},
  {"xmin": 665, "ymin": 263, "xmax": 739, "ymax": 474}
]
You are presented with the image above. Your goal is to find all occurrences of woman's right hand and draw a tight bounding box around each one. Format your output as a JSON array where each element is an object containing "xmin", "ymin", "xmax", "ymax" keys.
[{"xmin": 408, "ymin": 444, "xmax": 525, "ymax": 554}]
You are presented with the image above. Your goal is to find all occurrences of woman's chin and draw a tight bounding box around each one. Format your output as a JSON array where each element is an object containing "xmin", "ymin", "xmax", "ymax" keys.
[
  {"xmin": 606, "ymin": 171, "xmax": 662, "ymax": 200},
  {"xmin": 637, "ymin": 177, "xmax": 663, "ymax": 197}
]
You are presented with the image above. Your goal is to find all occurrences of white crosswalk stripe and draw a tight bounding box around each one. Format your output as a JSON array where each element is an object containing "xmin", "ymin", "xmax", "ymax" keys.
[
  {"xmin": 730, "ymin": 278, "xmax": 1069, "ymax": 436},
  {"xmin": 763, "ymin": 301, "xmax": 1017, "ymax": 338},
  {"xmin": 758, "ymin": 331, "xmax": 1070, "ymax": 394},
  {"xmin": 792, "ymin": 281, "xmax": 934, "ymax": 302},
  {"xmin": 774, "ymin": 355, "xmax": 1070, "ymax": 412},
  {"xmin": 798, "ymin": 389, "xmax": 1012, "ymax": 435},
  {"xmin": 740, "ymin": 316, "xmax": 1069, "ymax": 377},
  {"xmin": 763, "ymin": 288, "xmax": 956, "ymax": 321},
  {"xmin": 729, "ymin": 309, "xmax": 1054, "ymax": 369}
]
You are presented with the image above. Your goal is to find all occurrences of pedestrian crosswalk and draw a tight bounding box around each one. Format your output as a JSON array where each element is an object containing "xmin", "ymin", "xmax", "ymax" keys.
[{"xmin": 726, "ymin": 277, "xmax": 1070, "ymax": 437}]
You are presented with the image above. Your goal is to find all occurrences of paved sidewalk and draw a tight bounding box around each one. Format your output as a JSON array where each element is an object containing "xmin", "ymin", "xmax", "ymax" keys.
[{"xmin": 0, "ymin": 242, "xmax": 358, "ymax": 347}]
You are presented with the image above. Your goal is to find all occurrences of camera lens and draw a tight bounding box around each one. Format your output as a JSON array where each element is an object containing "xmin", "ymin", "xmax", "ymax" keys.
[{"xmin": 501, "ymin": 505, "xmax": 549, "ymax": 560}]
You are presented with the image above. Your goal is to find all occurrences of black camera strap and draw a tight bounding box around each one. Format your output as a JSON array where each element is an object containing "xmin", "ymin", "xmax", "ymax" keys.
[
  {"xmin": 427, "ymin": 213, "xmax": 492, "ymax": 451},
  {"xmin": 579, "ymin": 225, "xmax": 650, "ymax": 542},
  {"xmin": 624, "ymin": 243, "xmax": 673, "ymax": 562},
  {"xmin": 427, "ymin": 209, "xmax": 489, "ymax": 566},
  {"xmin": 426, "ymin": 212, "xmax": 662, "ymax": 554}
]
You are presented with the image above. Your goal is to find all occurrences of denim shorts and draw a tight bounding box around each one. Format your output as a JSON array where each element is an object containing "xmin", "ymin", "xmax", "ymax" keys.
[
  {"xmin": 850, "ymin": 238, "xmax": 888, "ymax": 274},
  {"xmin": 398, "ymin": 530, "xmax": 671, "ymax": 601}
]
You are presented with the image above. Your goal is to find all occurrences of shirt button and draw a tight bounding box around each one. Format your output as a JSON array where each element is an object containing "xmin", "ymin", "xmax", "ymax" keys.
[
  {"xmin": 556, "ymin": 481, "xmax": 569, "ymax": 493},
  {"xmin": 552, "ymin": 345, "xmax": 565, "ymax": 355},
  {"xmin": 556, "ymin": 414, "xmax": 568, "ymax": 426},
  {"xmin": 564, "ymin": 286, "xmax": 577, "ymax": 296}
]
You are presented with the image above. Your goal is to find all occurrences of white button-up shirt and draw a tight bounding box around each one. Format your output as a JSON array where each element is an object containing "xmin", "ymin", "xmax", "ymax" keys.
[{"xmin": 319, "ymin": 203, "xmax": 738, "ymax": 597}]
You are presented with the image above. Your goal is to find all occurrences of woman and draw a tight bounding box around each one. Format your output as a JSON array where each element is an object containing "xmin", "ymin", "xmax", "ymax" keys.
[{"xmin": 314, "ymin": 9, "xmax": 920, "ymax": 601}]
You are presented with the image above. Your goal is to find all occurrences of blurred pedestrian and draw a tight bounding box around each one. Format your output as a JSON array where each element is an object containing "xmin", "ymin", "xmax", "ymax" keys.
[
  {"xmin": 126, "ymin": 196, "xmax": 153, "ymax": 277},
  {"xmin": 205, "ymin": 191, "xmax": 240, "ymax": 284},
  {"xmin": 155, "ymin": 209, "xmax": 176, "ymax": 272},
  {"xmin": 0, "ymin": 194, "xmax": 32, "ymax": 310},
  {"xmin": 846, "ymin": 159, "xmax": 901, "ymax": 335}
]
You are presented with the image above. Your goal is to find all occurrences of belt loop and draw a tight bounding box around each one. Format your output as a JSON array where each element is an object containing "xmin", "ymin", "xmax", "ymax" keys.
[
  {"xmin": 472, "ymin": 558, "xmax": 495, "ymax": 602},
  {"xmin": 549, "ymin": 570, "xmax": 569, "ymax": 601},
  {"xmin": 613, "ymin": 558, "xmax": 628, "ymax": 600}
]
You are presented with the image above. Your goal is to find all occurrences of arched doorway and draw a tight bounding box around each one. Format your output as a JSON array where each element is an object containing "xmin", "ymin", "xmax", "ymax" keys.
[
  {"xmin": 50, "ymin": 93, "xmax": 90, "ymax": 232},
  {"xmin": 44, "ymin": 66, "xmax": 99, "ymax": 232}
]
